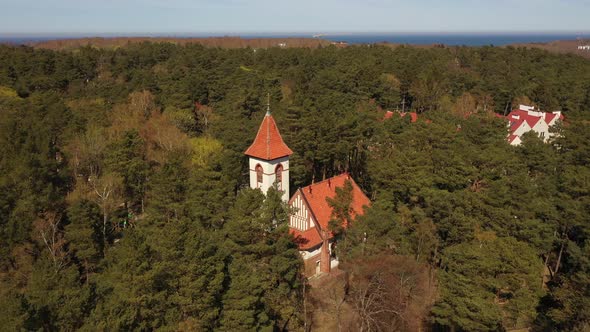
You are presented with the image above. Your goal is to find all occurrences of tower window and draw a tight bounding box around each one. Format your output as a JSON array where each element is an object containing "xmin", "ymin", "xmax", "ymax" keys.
[
  {"xmin": 275, "ymin": 164, "xmax": 283, "ymax": 190},
  {"xmin": 256, "ymin": 164, "xmax": 263, "ymax": 186}
]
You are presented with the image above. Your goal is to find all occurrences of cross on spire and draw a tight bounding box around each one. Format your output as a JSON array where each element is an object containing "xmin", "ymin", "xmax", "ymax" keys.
[{"xmin": 266, "ymin": 92, "xmax": 271, "ymax": 116}]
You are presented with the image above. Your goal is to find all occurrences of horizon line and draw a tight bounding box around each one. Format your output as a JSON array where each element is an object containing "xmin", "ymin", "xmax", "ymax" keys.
[{"xmin": 2, "ymin": 30, "xmax": 590, "ymax": 37}]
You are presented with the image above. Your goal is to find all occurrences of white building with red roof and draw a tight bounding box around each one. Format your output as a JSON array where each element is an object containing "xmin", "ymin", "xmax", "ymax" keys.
[
  {"xmin": 245, "ymin": 107, "xmax": 371, "ymax": 277},
  {"xmin": 503, "ymin": 105, "xmax": 563, "ymax": 145},
  {"xmin": 244, "ymin": 109, "xmax": 293, "ymax": 202}
]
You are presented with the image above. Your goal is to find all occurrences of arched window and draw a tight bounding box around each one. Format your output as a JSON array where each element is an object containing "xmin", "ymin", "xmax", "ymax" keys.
[
  {"xmin": 275, "ymin": 164, "xmax": 283, "ymax": 191},
  {"xmin": 255, "ymin": 164, "xmax": 263, "ymax": 187}
]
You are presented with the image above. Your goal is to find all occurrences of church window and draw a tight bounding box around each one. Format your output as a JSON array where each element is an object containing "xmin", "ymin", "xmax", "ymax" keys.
[
  {"xmin": 275, "ymin": 164, "xmax": 283, "ymax": 190},
  {"xmin": 256, "ymin": 164, "xmax": 263, "ymax": 186}
]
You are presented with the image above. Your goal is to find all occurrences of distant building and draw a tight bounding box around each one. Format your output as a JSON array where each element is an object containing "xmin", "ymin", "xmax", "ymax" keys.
[
  {"xmin": 383, "ymin": 110, "xmax": 433, "ymax": 124},
  {"xmin": 500, "ymin": 105, "xmax": 563, "ymax": 145},
  {"xmin": 384, "ymin": 110, "xmax": 418, "ymax": 123},
  {"xmin": 330, "ymin": 41, "xmax": 348, "ymax": 48},
  {"xmin": 578, "ymin": 45, "xmax": 590, "ymax": 50},
  {"xmin": 245, "ymin": 107, "xmax": 370, "ymax": 278}
]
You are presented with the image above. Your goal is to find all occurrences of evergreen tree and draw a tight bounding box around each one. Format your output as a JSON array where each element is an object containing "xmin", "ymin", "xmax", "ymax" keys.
[
  {"xmin": 66, "ymin": 199, "xmax": 103, "ymax": 282},
  {"xmin": 105, "ymin": 129, "xmax": 149, "ymax": 211}
]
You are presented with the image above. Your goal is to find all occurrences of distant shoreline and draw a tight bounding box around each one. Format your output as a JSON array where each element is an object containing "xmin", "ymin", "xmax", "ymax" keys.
[
  {"xmin": 1, "ymin": 34, "xmax": 589, "ymax": 59},
  {"xmin": 16, "ymin": 36, "xmax": 334, "ymax": 50},
  {"xmin": 2, "ymin": 32, "xmax": 590, "ymax": 47}
]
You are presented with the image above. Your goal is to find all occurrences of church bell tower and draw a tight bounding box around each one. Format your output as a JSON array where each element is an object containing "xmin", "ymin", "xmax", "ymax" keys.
[{"xmin": 244, "ymin": 97, "xmax": 292, "ymax": 202}]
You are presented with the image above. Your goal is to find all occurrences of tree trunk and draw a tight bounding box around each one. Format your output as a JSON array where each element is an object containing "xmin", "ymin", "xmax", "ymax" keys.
[
  {"xmin": 85, "ymin": 259, "xmax": 89, "ymax": 284},
  {"xmin": 544, "ymin": 252, "xmax": 551, "ymax": 277},
  {"xmin": 303, "ymin": 279, "xmax": 307, "ymax": 332},
  {"xmin": 554, "ymin": 238, "xmax": 566, "ymax": 275},
  {"xmin": 103, "ymin": 206, "xmax": 108, "ymax": 257}
]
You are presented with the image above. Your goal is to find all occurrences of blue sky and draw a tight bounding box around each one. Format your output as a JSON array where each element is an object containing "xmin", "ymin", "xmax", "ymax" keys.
[{"xmin": 0, "ymin": 0, "xmax": 589, "ymax": 34}]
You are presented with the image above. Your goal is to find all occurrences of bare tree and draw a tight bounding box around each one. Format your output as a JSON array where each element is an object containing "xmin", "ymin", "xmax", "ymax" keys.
[
  {"xmin": 128, "ymin": 90, "xmax": 157, "ymax": 119},
  {"xmin": 195, "ymin": 104, "xmax": 215, "ymax": 132},
  {"xmin": 143, "ymin": 112, "xmax": 190, "ymax": 163},
  {"xmin": 89, "ymin": 172, "xmax": 123, "ymax": 253},
  {"xmin": 327, "ymin": 281, "xmax": 347, "ymax": 332},
  {"xmin": 344, "ymin": 255, "xmax": 434, "ymax": 332},
  {"xmin": 34, "ymin": 212, "xmax": 68, "ymax": 273},
  {"xmin": 66, "ymin": 125, "xmax": 107, "ymax": 180},
  {"xmin": 109, "ymin": 90, "xmax": 158, "ymax": 139},
  {"xmin": 350, "ymin": 271, "xmax": 401, "ymax": 332}
]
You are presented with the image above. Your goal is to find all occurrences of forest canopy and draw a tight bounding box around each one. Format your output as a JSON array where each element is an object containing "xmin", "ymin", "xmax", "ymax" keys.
[{"xmin": 0, "ymin": 42, "xmax": 589, "ymax": 331}]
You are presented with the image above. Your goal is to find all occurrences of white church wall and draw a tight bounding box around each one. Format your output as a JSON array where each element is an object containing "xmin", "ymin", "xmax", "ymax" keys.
[
  {"xmin": 249, "ymin": 156, "xmax": 290, "ymax": 202},
  {"xmin": 301, "ymin": 246, "xmax": 322, "ymax": 260}
]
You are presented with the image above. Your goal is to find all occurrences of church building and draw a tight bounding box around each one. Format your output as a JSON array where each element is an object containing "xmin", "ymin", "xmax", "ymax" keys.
[
  {"xmin": 245, "ymin": 107, "xmax": 371, "ymax": 277},
  {"xmin": 244, "ymin": 108, "xmax": 293, "ymax": 202}
]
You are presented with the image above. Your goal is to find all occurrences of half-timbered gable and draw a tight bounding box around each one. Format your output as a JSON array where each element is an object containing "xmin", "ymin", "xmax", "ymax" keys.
[{"xmin": 289, "ymin": 190, "xmax": 315, "ymax": 231}]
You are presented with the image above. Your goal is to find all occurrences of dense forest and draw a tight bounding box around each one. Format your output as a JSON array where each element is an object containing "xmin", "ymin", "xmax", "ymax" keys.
[{"xmin": 0, "ymin": 42, "xmax": 589, "ymax": 331}]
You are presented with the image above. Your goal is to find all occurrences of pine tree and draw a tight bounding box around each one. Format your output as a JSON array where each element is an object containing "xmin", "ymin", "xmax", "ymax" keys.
[{"xmin": 66, "ymin": 199, "xmax": 102, "ymax": 282}]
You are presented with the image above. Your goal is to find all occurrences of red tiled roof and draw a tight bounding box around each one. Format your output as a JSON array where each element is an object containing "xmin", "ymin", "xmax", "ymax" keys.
[
  {"xmin": 510, "ymin": 118, "xmax": 526, "ymax": 132},
  {"xmin": 508, "ymin": 110, "xmax": 544, "ymax": 132},
  {"xmin": 244, "ymin": 113, "xmax": 293, "ymax": 160},
  {"xmin": 296, "ymin": 174, "xmax": 370, "ymax": 248},
  {"xmin": 383, "ymin": 111, "xmax": 419, "ymax": 123},
  {"xmin": 290, "ymin": 227, "xmax": 323, "ymax": 250},
  {"xmin": 525, "ymin": 116, "xmax": 540, "ymax": 128},
  {"xmin": 544, "ymin": 112, "xmax": 557, "ymax": 125}
]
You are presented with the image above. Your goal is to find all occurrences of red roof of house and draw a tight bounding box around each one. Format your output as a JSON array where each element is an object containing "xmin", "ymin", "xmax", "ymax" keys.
[
  {"xmin": 508, "ymin": 110, "xmax": 544, "ymax": 134},
  {"xmin": 544, "ymin": 112, "xmax": 555, "ymax": 124},
  {"xmin": 244, "ymin": 113, "xmax": 293, "ymax": 160},
  {"xmin": 508, "ymin": 110, "xmax": 543, "ymax": 129},
  {"xmin": 510, "ymin": 118, "xmax": 526, "ymax": 132},
  {"xmin": 292, "ymin": 174, "xmax": 371, "ymax": 249},
  {"xmin": 525, "ymin": 116, "xmax": 541, "ymax": 128},
  {"xmin": 290, "ymin": 227, "xmax": 323, "ymax": 250},
  {"xmin": 383, "ymin": 111, "xmax": 419, "ymax": 123}
]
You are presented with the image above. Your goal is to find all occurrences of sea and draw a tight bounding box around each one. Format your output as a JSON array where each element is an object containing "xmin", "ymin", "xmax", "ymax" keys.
[{"xmin": 1, "ymin": 33, "xmax": 589, "ymax": 46}]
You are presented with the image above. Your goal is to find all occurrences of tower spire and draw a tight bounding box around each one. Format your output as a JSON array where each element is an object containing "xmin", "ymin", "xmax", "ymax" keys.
[{"xmin": 245, "ymin": 93, "xmax": 292, "ymax": 202}]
